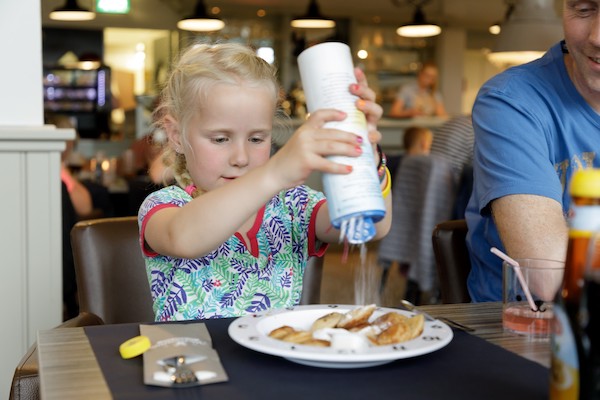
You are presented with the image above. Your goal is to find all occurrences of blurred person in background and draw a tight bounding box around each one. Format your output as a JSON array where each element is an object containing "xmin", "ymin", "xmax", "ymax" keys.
[
  {"xmin": 387, "ymin": 125, "xmax": 433, "ymax": 183},
  {"xmin": 48, "ymin": 114, "xmax": 94, "ymax": 218},
  {"xmin": 125, "ymin": 97, "xmax": 174, "ymax": 186},
  {"xmin": 124, "ymin": 98, "xmax": 175, "ymax": 215},
  {"xmin": 47, "ymin": 114, "xmax": 94, "ymax": 319},
  {"xmin": 389, "ymin": 62, "xmax": 448, "ymax": 118}
]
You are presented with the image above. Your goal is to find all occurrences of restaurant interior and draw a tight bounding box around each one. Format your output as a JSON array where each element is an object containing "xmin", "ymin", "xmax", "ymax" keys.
[{"xmin": 2, "ymin": 0, "xmax": 566, "ymax": 399}]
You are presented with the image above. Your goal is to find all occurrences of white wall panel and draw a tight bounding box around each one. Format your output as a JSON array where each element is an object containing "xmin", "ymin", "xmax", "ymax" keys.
[{"xmin": 0, "ymin": 127, "xmax": 73, "ymax": 400}]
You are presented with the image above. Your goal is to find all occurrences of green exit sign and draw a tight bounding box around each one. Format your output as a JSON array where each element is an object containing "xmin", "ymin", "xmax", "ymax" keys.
[{"xmin": 96, "ymin": 0, "xmax": 130, "ymax": 14}]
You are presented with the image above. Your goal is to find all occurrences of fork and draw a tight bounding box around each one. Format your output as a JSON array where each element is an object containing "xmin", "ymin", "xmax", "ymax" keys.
[
  {"xmin": 400, "ymin": 299, "xmax": 475, "ymax": 332},
  {"xmin": 164, "ymin": 356, "xmax": 198, "ymax": 385}
]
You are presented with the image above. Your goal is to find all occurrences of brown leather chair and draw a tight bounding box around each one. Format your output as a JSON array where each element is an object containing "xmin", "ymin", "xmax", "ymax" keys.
[
  {"xmin": 71, "ymin": 216, "xmax": 155, "ymax": 323},
  {"xmin": 431, "ymin": 219, "xmax": 472, "ymax": 304},
  {"xmin": 300, "ymin": 255, "xmax": 323, "ymax": 305},
  {"xmin": 378, "ymin": 155, "xmax": 458, "ymax": 302},
  {"xmin": 10, "ymin": 216, "xmax": 324, "ymax": 400}
]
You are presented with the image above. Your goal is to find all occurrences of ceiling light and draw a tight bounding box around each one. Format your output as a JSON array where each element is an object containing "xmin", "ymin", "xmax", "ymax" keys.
[
  {"xmin": 488, "ymin": 0, "xmax": 562, "ymax": 66},
  {"xmin": 49, "ymin": 0, "xmax": 95, "ymax": 21},
  {"xmin": 177, "ymin": 0, "xmax": 225, "ymax": 32},
  {"xmin": 291, "ymin": 0, "xmax": 335, "ymax": 29},
  {"xmin": 77, "ymin": 52, "xmax": 102, "ymax": 70},
  {"xmin": 489, "ymin": 22, "xmax": 501, "ymax": 35},
  {"xmin": 396, "ymin": 2, "xmax": 441, "ymax": 38},
  {"xmin": 488, "ymin": 2, "xmax": 515, "ymax": 36}
]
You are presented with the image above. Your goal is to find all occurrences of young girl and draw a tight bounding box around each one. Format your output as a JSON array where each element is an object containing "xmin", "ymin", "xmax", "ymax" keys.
[{"xmin": 139, "ymin": 42, "xmax": 392, "ymax": 321}]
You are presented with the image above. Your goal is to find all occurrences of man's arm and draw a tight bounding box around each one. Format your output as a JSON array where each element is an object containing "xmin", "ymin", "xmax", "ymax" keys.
[{"xmin": 492, "ymin": 194, "xmax": 568, "ymax": 262}]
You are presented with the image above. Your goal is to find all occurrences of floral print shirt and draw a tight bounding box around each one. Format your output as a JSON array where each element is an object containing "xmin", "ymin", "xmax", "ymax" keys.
[{"xmin": 138, "ymin": 185, "xmax": 327, "ymax": 321}]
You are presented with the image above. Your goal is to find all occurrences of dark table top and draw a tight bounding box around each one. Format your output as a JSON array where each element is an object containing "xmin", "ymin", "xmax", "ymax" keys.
[{"xmin": 38, "ymin": 302, "xmax": 550, "ymax": 400}]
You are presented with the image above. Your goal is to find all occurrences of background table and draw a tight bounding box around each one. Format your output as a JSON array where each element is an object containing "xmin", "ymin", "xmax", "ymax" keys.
[{"xmin": 420, "ymin": 302, "xmax": 550, "ymax": 367}]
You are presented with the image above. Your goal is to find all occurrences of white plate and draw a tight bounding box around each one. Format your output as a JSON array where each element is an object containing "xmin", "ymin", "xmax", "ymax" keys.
[{"xmin": 228, "ymin": 304, "xmax": 453, "ymax": 368}]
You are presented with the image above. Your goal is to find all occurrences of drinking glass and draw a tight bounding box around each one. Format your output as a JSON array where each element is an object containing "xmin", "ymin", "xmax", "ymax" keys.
[{"xmin": 502, "ymin": 258, "xmax": 564, "ymax": 339}]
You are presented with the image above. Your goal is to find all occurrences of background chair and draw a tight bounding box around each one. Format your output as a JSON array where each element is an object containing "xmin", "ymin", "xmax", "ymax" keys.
[
  {"xmin": 71, "ymin": 216, "xmax": 155, "ymax": 323},
  {"xmin": 300, "ymin": 256, "xmax": 323, "ymax": 305},
  {"xmin": 431, "ymin": 219, "xmax": 472, "ymax": 304},
  {"xmin": 378, "ymin": 155, "xmax": 458, "ymax": 304}
]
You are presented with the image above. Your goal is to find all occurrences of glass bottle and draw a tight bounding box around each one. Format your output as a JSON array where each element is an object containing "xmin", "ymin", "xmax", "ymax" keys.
[
  {"xmin": 579, "ymin": 261, "xmax": 600, "ymax": 398},
  {"xmin": 550, "ymin": 169, "xmax": 600, "ymax": 399}
]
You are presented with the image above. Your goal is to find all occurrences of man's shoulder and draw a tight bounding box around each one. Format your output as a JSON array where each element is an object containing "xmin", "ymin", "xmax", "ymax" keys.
[
  {"xmin": 483, "ymin": 64, "xmax": 554, "ymax": 95},
  {"xmin": 482, "ymin": 43, "xmax": 563, "ymax": 96}
]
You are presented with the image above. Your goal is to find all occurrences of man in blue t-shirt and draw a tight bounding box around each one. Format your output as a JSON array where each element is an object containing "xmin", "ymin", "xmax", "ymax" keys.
[{"xmin": 466, "ymin": 0, "xmax": 600, "ymax": 302}]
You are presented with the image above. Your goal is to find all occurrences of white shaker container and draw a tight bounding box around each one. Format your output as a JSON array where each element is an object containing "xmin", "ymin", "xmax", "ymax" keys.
[{"xmin": 297, "ymin": 42, "xmax": 385, "ymax": 244}]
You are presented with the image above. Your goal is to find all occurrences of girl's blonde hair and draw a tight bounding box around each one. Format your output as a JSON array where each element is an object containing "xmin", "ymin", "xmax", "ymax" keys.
[{"xmin": 154, "ymin": 42, "xmax": 284, "ymax": 195}]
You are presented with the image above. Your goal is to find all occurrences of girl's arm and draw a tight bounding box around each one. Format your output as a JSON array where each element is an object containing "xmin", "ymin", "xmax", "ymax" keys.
[{"xmin": 144, "ymin": 109, "xmax": 362, "ymax": 259}]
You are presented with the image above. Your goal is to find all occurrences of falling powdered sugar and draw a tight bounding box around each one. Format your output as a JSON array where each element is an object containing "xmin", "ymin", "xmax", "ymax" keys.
[
  {"xmin": 339, "ymin": 240, "xmax": 382, "ymax": 307},
  {"xmin": 353, "ymin": 243, "xmax": 382, "ymax": 306}
]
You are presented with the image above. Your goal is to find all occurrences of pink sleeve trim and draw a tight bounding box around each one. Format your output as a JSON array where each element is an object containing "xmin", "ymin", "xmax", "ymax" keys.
[
  {"xmin": 308, "ymin": 199, "xmax": 329, "ymax": 257},
  {"xmin": 140, "ymin": 203, "xmax": 178, "ymax": 257}
]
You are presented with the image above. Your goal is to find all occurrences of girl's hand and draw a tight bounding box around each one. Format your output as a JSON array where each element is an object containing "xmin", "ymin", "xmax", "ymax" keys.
[
  {"xmin": 269, "ymin": 68, "xmax": 384, "ymax": 189},
  {"xmin": 268, "ymin": 109, "xmax": 363, "ymax": 189}
]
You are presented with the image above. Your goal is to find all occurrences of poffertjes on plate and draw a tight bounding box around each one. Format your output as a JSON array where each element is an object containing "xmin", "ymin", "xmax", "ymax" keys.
[{"xmin": 268, "ymin": 304, "xmax": 425, "ymax": 347}]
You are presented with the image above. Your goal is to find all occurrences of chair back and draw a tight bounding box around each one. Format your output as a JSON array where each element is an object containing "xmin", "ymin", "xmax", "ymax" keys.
[
  {"xmin": 71, "ymin": 216, "xmax": 155, "ymax": 324},
  {"xmin": 300, "ymin": 256, "xmax": 323, "ymax": 305},
  {"xmin": 431, "ymin": 219, "xmax": 472, "ymax": 303},
  {"xmin": 378, "ymin": 155, "xmax": 458, "ymax": 297}
]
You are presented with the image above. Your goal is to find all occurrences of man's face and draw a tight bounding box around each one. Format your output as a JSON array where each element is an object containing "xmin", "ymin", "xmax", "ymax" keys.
[{"xmin": 563, "ymin": 0, "xmax": 600, "ymax": 106}]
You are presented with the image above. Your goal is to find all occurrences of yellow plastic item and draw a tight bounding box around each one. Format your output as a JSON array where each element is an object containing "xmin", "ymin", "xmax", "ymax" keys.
[
  {"xmin": 119, "ymin": 335, "xmax": 151, "ymax": 359},
  {"xmin": 570, "ymin": 168, "xmax": 600, "ymax": 197},
  {"xmin": 381, "ymin": 166, "xmax": 392, "ymax": 199}
]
